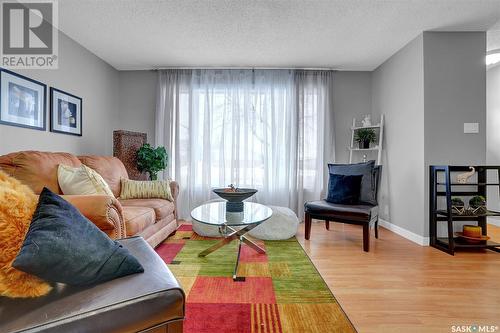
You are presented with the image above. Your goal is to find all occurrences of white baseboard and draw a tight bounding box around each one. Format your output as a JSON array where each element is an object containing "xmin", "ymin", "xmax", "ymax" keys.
[{"xmin": 378, "ymin": 218, "xmax": 429, "ymax": 246}]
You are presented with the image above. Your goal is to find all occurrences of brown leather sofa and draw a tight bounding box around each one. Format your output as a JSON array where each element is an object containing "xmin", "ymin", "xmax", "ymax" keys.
[
  {"xmin": 0, "ymin": 236, "xmax": 185, "ymax": 332},
  {"xmin": 0, "ymin": 151, "xmax": 179, "ymax": 248}
]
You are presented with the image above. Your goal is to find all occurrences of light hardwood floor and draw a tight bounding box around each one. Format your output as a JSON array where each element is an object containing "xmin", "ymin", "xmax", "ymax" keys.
[{"xmin": 297, "ymin": 221, "xmax": 500, "ymax": 333}]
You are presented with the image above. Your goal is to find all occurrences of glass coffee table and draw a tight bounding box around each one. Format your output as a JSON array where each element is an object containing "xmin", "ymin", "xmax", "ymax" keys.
[{"xmin": 191, "ymin": 201, "xmax": 272, "ymax": 281}]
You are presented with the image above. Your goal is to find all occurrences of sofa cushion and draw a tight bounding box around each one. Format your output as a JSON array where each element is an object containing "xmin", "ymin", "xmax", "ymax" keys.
[
  {"xmin": 58, "ymin": 164, "xmax": 115, "ymax": 197},
  {"xmin": 304, "ymin": 200, "xmax": 378, "ymax": 222},
  {"xmin": 120, "ymin": 198, "xmax": 175, "ymax": 221},
  {"xmin": 122, "ymin": 206, "xmax": 156, "ymax": 236},
  {"xmin": 0, "ymin": 170, "xmax": 52, "ymax": 298},
  {"xmin": 326, "ymin": 174, "xmax": 362, "ymax": 205},
  {"xmin": 78, "ymin": 156, "xmax": 128, "ymax": 197},
  {"xmin": 13, "ymin": 188, "xmax": 144, "ymax": 286},
  {"xmin": 328, "ymin": 160, "xmax": 377, "ymax": 205},
  {"xmin": 120, "ymin": 179, "xmax": 174, "ymax": 201},
  {"xmin": 0, "ymin": 151, "xmax": 81, "ymax": 194}
]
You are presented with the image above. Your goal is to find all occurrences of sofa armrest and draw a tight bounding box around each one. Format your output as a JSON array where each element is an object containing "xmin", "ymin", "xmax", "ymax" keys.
[{"xmin": 61, "ymin": 194, "xmax": 126, "ymax": 239}]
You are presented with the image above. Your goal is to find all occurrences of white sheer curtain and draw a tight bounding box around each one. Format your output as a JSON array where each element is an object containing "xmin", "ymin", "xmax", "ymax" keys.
[{"xmin": 156, "ymin": 69, "xmax": 334, "ymax": 219}]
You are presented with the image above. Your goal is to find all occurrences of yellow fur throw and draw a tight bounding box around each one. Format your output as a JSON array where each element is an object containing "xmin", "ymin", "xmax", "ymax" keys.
[{"xmin": 0, "ymin": 170, "xmax": 52, "ymax": 298}]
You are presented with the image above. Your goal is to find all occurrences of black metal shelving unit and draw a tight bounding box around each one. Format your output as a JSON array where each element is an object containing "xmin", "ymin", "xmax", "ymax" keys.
[{"xmin": 429, "ymin": 165, "xmax": 500, "ymax": 255}]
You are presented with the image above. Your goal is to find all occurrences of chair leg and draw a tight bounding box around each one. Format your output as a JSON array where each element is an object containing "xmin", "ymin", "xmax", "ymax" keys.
[
  {"xmin": 325, "ymin": 220, "xmax": 330, "ymax": 230},
  {"xmin": 305, "ymin": 212, "xmax": 312, "ymax": 240},
  {"xmin": 363, "ymin": 223, "xmax": 370, "ymax": 252},
  {"xmin": 375, "ymin": 218, "xmax": 379, "ymax": 239}
]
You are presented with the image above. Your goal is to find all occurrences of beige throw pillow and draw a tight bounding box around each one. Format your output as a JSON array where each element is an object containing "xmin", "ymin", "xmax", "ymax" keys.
[
  {"xmin": 58, "ymin": 164, "xmax": 115, "ymax": 197},
  {"xmin": 120, "ymin": 179, "xmax": 173, "ymax": 201}
]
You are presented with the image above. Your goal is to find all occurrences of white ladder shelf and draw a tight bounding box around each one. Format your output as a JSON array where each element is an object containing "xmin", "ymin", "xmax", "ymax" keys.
[{"xmin": 348, "ymin": 114, "xmax": 384, "ymax": 165}]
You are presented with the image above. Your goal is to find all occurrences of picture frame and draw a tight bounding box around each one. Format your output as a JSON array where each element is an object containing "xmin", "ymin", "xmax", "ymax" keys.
[
  {"xmin": 50, "ymin": 87, "xmax": 82, "ymax": 136},
  {"xmin": 0, "ymin": 68, "xmax": 47, "ymax": 131}
]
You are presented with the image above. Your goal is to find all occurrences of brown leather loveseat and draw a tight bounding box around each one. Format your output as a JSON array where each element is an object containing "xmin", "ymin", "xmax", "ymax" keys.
[{"xmin": 0, "ymin": 151, "xmax": 179, "ymax": 247}]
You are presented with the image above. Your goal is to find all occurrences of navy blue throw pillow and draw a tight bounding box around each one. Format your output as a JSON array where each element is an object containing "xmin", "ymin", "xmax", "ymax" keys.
[
  {"xmin": 13, "ymin": 187, "xmax": 144, "ymax": 286},
  {"xmin": 328, "ymin": 160, "xmax": 378, "ymax": 205},
  {"xmin": 326, "ymin": 174, "xmax": 363, "ymax": 205}
]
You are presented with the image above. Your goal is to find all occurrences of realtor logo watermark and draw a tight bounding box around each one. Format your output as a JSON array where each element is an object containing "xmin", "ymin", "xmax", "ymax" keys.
[{"xmin": 1, "ymin": 0, "xmax": 58, "ymax": 69}]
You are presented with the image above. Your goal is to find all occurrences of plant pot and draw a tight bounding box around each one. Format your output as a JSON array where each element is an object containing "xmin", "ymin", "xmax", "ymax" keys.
[
  {"xmin": 452, "ymin": 205, "xmax": 465, "ymax": 215},
  {"xmin": 470, "ymin": 205, "xmax": 487, "ymax": 215},
  {"xmin": 358, "ymin": 140, "xmax": 370, "ymax": 149}
]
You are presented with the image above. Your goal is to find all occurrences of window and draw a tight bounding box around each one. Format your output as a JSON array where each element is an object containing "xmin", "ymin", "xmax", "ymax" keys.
[{"xmin": 157, "ymin": 69, "xmax": 333, "ymax": 218}]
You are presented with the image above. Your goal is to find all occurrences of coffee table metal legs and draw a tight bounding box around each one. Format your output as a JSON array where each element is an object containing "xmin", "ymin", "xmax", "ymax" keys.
[
  {"xmin": 234, "ymin": 237, "xmax": 243, "ymax": 280},
  {"xmin": 198, "ymin": 237, "xmax": 234, "ymax": 257},
  {"xmin": 241, "ymin": 235, "xmax": 265, "ymax": 254},
  {"xmin": 198, "ymin": 224, "xmax": 265, "ymax": 280}
]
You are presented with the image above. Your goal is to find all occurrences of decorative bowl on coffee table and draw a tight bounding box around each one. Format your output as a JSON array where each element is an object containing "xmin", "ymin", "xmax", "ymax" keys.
[{"xmin": 213, "ymin": 188, "xmax": 258, "ymax": 212}]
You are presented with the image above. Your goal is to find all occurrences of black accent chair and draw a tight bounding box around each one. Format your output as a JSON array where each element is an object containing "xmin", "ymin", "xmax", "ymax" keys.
[{"xmin": 304, "ymin": 166, "xmax": 381, "ymax": 252}]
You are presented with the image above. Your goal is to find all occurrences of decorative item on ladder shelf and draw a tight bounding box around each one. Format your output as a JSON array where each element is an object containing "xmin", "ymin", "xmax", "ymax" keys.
[
  {"xmin": 451, "ymin": 197, "xmax": 465, "ymax": 215},
  {"xmin": 354, "ymin": 128, "xmax": 376, "ymax": 149},
  {"xmin": 456, "ymin": 166, "xmax": 475, "ymax": 184},
  {"xmin": 361, "ymin": 114, "xmax": 372, "ymax": 127},
  {"xmin": 349, "ymin": 114, "xmax": 384, "ymax": 165}
]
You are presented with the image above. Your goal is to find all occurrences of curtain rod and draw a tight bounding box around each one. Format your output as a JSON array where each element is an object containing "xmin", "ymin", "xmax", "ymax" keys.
[{"xmin": 151, "ymin": 66, "xmax": 337, "ymax": 71}]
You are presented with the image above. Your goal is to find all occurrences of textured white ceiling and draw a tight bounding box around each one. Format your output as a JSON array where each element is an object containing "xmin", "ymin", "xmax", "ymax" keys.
[{"xmin": 58, "ymin": 0, "xmax": 500, "ymax": 70}]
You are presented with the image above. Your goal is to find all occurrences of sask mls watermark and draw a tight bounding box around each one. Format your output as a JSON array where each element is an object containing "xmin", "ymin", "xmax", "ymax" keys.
[
  {"xmin": 451, "ymin": 325, "xmax": 499, "ymax": 333},
  {"xmin": 1, "ymin": 0, "xmax": 58, "ymax": 69}
]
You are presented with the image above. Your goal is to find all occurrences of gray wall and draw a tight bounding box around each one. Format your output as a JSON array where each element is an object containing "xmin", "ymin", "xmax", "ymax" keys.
[
  {"xmin": 0, "ymin": 32, "xmax": 120, "ymax": 156},
  {"xmin": 117, "ymin": 70, "xmax": 157, "ymax": 142},
  {"xmin": 333, "ymin": 71, "xmax": 372, "ymax": 163},
  {"xmin": 423, "ymin": 32, "xmax": 486, "ymax": 166},
  {"xmin": 423, "ymin": 32, "xmax": 487, "ymax": 236},
  {"xmin": 371, "ymin": 32, "xmax": 487, "ymax": 239},
  {"xmin": 371, "ymin": 35, "xmax": 425, "ymax": 237},
  {"xmin": 487, "ymin": 64, "xmax": 500, "ymax": 212}
]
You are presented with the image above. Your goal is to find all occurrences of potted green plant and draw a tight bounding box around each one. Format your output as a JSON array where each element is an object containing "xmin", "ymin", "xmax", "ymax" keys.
[
  {"xmin": 469, "ymin": 195, "xmax": 486, "ymax": 215},
  {"xmin": 136, "ymin": 144, "xmax": 167, "ymax": 181},
  {"xmin": 354, "ymin": 128, "xmax": 377, "ymax": 149},
  {"xmin": 451, "ymin": 197, "xmax": 465, "ymax": 215}
]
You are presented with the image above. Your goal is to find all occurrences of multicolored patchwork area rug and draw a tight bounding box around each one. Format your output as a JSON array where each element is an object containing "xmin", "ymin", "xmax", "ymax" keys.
[{"xmin": 156, "ymin": 224, "xmax": 355, "ymax": 333}]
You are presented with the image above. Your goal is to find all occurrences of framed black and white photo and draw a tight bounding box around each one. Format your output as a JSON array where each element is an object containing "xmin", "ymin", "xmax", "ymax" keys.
[
  {"xmin": 0, "ymin": 69, "xmax": 46, "ymax": 131},
  {"xmin": 50, "ymin": 87, "xmax": 82, "ymax": 136}
]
